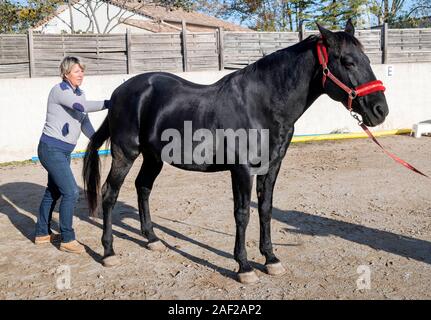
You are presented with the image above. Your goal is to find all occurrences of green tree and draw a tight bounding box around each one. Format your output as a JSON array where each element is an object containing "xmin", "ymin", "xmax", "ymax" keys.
[
  {"xmin": 369, "ymin": 0, "xmax": 406, "ymax": 25},
  {"xmin": 290, "ymin": 0, "xmax": 316, "ymax": 31},
  {"xmin": 0, "ymin": 0, "xmax": 21, "ymax": 33},
  {"xmin": 196, "ymin": 0, "xmax": 377, "ymax": 31},
  {"xmin": 316, "ymin": 0, "xmax": 369, "ymax": 29},
  {"xmin": 391, "ymin": 0, "xmax": 431, "ymax": 28},
  {"xmin": 157, "ymin": 0, "xmax": 193, "ymax": 11},
  {"xmin": 0, "ymin": 0, "xmax": 195, "ymax": 33},
  {"xmin": 0, "ymin": 0, "xmax": 61, "ymax": 33},
  {"xmin": 17, "ymin": 0, "xmax": 62, "ymax": 31},
  {"xmin": 201, "ymin": 0, "xmax": 316, "ymax": 31},
  {"xmin": 194, "ymin": 0, "xmax": 231, "ymax": 18}
]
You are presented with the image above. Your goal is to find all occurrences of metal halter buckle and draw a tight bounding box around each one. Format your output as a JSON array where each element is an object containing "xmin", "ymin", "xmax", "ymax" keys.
[
  {"xmin": 350, "ymin": 110, "xmax": 363, "ymax": 125},
  {"xmin": 349, "ymin": 90, "xmax": 357, "ymax": 99}
]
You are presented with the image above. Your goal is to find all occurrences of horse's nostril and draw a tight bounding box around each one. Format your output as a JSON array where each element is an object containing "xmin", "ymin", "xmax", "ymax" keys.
[{"xmin": 373, "ymin": 105, "xmax": 385, "ymax": 118}]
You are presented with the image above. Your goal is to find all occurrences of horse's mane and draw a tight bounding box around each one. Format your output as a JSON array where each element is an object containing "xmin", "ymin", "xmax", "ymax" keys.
[
  {"xmin": 228, "ymin": 31, "xmax": 363, "ymax": 81},
  {"xmin": 239, "ymin": 35, "xmax": 319, "ymax": 76}
]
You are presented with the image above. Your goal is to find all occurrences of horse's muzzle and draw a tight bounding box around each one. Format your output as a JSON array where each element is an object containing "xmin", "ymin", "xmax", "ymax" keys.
[{"xmin": 362, "ymin": 101, "xmax": 389, "ymax": 127}]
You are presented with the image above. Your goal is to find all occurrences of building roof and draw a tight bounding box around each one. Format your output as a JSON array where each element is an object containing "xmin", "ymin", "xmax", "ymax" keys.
[
  {"xmin": 121, "ymin": 18, "xmax": 180, "ymax": 33},
  {"xmin": 32, "ymin": 0, "xmax": 250, "ymax": 32},
  {"xmin": 32, "ymin": 2, "xmax": 74, "ymax": 30},
  {"xmin": 110, "ymin": 0, "xmax": 249, "ymax": 31}
]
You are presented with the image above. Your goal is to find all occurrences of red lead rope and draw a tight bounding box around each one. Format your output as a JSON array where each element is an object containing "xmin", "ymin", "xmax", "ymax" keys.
[
  {"xmin": 360, "ymin": 124, "xmax": 429, "ymax": 177},
  {"xmin": 316, "ymin": 40, "xmax": 429, "ymax": 178}
]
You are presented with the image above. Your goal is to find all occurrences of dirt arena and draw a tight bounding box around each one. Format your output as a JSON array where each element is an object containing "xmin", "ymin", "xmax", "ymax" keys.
[{"xmin": 0, "ymin": 135, "xmax": 430, "ymax": 300}]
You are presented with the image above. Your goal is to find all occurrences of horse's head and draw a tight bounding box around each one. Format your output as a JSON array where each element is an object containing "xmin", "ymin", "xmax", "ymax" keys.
[{"xmin": 316, "ymin": 20, "xmax": 389, "ymax": 127}]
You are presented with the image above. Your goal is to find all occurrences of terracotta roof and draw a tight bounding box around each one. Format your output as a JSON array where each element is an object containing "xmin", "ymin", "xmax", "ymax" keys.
[
  {"xmin": 109, "ymin": 1, "xmax": 249, "ymax": 31},
  {"xmin": 32, "ymin": 0, "xmax": 250, "ymax": 32},
  {"xmin": 121, "ymin": 18, "xmax": 180, "ymax": 33}
]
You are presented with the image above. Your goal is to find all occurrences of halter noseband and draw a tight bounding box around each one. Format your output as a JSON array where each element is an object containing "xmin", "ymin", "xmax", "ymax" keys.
[{"xmin": 316, "ymin": 39, "xmax": 386, "ymax": 112}]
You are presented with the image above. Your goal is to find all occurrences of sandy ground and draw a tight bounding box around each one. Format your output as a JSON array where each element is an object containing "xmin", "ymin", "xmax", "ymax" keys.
[{"xmin": 0, "ymin": 135, "xmax": 430, "ymax": 300}]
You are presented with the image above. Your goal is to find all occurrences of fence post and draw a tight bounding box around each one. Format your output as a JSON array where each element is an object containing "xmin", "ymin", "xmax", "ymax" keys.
[
  {"xmin": 181, "ymin": 20, "xmax": 189, "ymax": 72},
  {"xmin": 218, "ymin": 27, "xmax": 224, "ymax": 71},
  {"xmin": 382, "ymin": 22, "xmax": 388, "ymax": 64},
  {"xmin": 299, "ymin": 22, "xmax": 306, "ymax": 41},
  {"xmin": 27, "ymin": 29, "xmax": 34, "ymax": 78},
  {"xmin": 126, "ymin": 28, "xmax": 132, "ymax": 74}
]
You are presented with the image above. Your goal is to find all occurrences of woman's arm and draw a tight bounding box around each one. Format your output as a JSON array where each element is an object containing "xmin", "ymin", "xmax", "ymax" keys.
[
  {"xmin": 81, "ymin": 114, "xmax": 96, "ymax": 139},
  {"xmin": 53, "ymin": 83, "xmax": 108, "ymax": 113}
]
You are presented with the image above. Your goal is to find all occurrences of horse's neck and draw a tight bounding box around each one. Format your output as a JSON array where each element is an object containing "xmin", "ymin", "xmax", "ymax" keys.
[{"xmin": 254, "ymin": 38, "xmax": 323, "ymax": 126}]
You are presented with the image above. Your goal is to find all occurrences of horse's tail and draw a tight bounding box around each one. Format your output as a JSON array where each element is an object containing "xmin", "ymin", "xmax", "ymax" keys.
[{"xmin": 83, "ymin": 116, "xmax": 110, "ymax": 217}]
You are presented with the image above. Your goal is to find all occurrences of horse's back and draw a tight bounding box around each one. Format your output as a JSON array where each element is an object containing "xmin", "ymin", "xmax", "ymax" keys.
[{"xmin": 115, "ymin": 71, "xmax": 214, "ymax": 96}]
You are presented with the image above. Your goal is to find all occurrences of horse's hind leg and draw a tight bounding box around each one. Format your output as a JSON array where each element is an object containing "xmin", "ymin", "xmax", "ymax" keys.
[
  {"xmin": 101, "ymin": 144, "xmax": 139, "ymax": 267},
  {"xmin": 230, "ymin": 166, "xmax": 257, "ymax": 284},
  {"xmin": 135, "ymin": 154, "xmax": 165, "ymax": 251}
]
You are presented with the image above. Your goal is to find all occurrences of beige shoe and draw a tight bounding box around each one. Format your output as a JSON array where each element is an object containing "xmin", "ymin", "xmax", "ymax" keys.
[
  {"xmin": 60, "ymin": 240, "xmax": 85, "ymax": 254},
  {"xmin": 34, "ymin": 233, "xmax": 61, "ymax": 245}
]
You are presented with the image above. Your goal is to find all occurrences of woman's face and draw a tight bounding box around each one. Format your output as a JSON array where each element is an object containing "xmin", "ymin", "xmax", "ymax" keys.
[{"xmin": 65, "ymin": 64, "xmax": 84, "ymax": 88}]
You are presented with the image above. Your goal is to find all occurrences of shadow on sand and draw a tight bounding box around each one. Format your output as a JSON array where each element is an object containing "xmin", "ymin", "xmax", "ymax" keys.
[{"xmin": 1, "ymin": 182, "xmax": 429, "ymax": 283}]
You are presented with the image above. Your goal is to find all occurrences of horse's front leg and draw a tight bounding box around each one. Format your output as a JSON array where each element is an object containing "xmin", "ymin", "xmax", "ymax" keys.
[
  {"xmin": 256, "ymin": 159, "xmax": 286, "ymax": 276},
  {"xmin": 135, "ymin": 155, "xmax": 165, "ymax": 251},
  {"xmin": 230, "ymin": 166, "xmax": 257, "ymax": 284}
]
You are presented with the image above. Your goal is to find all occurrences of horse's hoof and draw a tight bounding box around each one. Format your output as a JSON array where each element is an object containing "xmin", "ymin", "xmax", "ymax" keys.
[
  {"xmin": 147, "ymin": 241, "xmax": 165, "ymax": 252},
  {"xmin": 265, "ymin": 262, "xmax": 286, "ymax": 276},
  {"xmin": 237, "ymin": 271, "xmax": 259, "ymax": 284},
  {"xmin": 102, "ymin": 255, "xmax": 120, "ymax": 267}
]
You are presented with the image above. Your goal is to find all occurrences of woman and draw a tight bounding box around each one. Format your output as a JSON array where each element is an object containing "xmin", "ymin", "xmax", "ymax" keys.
[{"xmin": 35, "ymin": 56, "xmax": 110, "ymax": 254}]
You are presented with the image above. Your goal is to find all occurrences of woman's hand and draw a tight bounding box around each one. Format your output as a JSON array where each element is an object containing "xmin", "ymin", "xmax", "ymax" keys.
[{"xmin": 104, "ymin": 100, "xmax": 112, "ymax": 109}]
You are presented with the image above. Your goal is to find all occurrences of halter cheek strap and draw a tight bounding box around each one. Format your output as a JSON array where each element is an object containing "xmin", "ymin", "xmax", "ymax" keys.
[
  {"xmin": 316, "ymin": 39, "xmax": 428, "ymax": 178},
  {"xmin": 317, "ymin": 40, "xmax": 386, "ymax": 110}
]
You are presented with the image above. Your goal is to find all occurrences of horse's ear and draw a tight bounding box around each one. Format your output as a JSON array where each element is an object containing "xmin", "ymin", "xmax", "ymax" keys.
[
  {"xmin": 316, "ymin": 23, "xmax": 336, "ymax": 47},
  {"xmin": 345, "ymin": 18, "xmax": 355, "ymax": 36}
]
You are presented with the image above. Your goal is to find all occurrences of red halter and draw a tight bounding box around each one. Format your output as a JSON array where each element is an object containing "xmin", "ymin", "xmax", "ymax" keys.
[
  {"xmin": 316, "ymin": 39, "xmax": 428, "ymax": 178},
  {"xmin": 316, "ymin": 39, "xmax": 386, "ymax": 110}
]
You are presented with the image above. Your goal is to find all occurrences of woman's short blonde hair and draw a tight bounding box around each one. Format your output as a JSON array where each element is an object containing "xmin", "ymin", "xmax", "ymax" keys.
[{"xmin": 60, "ymin": 56, "xmax": 85, "ymax": 80}]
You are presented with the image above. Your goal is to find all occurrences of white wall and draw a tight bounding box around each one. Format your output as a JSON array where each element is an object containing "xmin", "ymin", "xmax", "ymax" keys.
[
  {"xmin": 35, "ymin": 0, "xmax": 151, "ymax": 34},
  {"xmin": 0, "ymin": 64, "xmax": 430, "ymax": 163}
]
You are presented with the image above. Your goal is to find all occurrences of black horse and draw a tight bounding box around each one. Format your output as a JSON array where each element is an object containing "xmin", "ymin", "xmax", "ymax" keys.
[{"xmin": 83, "ymin": 21, "xmax": 389, "ymax": 284}]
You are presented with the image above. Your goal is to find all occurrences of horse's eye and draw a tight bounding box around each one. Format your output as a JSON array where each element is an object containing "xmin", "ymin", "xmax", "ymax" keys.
[{"xmin": 341, "ymin": 57, "xmax": 355, "ymax": 68}]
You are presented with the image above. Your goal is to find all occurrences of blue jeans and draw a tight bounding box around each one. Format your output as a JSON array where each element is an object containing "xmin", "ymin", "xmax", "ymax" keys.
[{"xmin": 35, "ymin": 141, "xmax": 79, "ymax": 243}]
